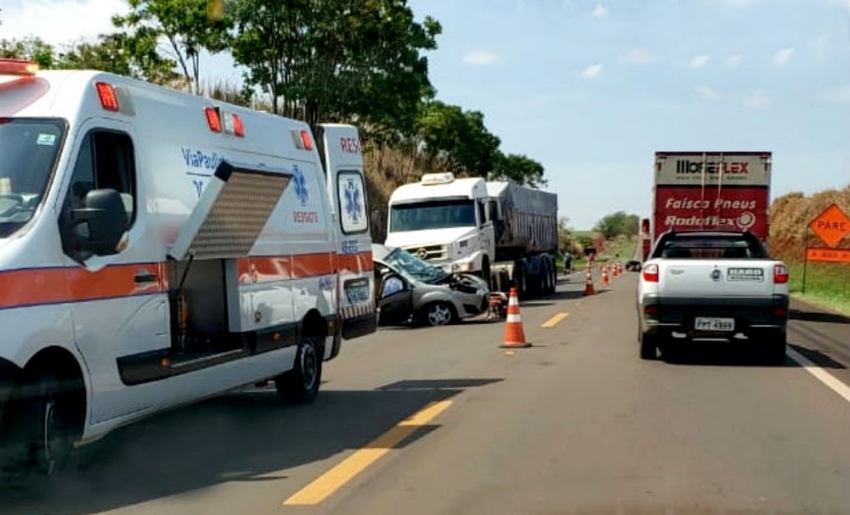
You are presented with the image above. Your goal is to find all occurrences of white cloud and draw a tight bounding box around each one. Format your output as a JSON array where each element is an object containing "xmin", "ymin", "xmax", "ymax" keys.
[
  {"xmin": 821, "ymin": 85, "xmax": 850, "ymax": 104},
  {"xmin": 689, "ymin": 55, "xmax": 710, "ymax": 69},
  {"xmin": 695, "ymin": 86, "xmax": 721, "ymax": 102},
  {"xmin": 580, "ymin": 64, "xmax": 604, "ymax": 79},
  {"xmin": 725, "ymin": 55, "xmax": 743, "ymax": 68},
  {"xmin": 745, "ymin": 90, "xmax": 772, "ymax": 108},
  {"xmin": 1, "ymin": 0, "xmax": 128, "ymax": 47},
  {"xmin": 619, "ymin": 48, "xmax": 658, "ymax": 65},
  {"xmin": 773, "ymin": 48, "xmax": 794, "ymax": 66},
  {"xmin": 592, "ymin": 3, "xmax": 609, "ymax": 17},
  {"xmin": 463, "ymin": 50, "xmax": 499, "ymax": 67}
]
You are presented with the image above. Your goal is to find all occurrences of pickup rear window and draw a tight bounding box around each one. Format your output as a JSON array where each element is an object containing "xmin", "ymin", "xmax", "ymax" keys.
[{"xmin": 655, "ymin": 234, "xmax": 767, "ymax": 259}]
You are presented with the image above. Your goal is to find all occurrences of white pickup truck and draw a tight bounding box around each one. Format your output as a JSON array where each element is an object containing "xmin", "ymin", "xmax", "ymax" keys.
[{"xmin": 636, "ymin": 231, "xmax": 790, "ymax": 363}]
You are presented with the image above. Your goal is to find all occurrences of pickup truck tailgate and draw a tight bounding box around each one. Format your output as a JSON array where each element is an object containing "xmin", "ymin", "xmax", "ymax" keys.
[{"xmin": 659, "ymin": 260, "xmax": 775, "ymax": 298}]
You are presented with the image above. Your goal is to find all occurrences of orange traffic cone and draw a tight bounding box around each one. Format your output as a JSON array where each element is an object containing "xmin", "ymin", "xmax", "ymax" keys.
[
  {"xmin": 501, "ymin": 287, "xmax": 531, "ymax": 348},
  {"xmin": 601, "ymin": 265, "xmax": 609, "ymax": 285},
  {"xmin": 583, "ymin": 268, "xmax": 596, "ymax": 296}
]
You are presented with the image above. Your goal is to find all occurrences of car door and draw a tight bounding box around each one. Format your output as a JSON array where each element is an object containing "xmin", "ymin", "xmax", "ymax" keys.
[
  {"xmin": 58, "ymin": 119, "xmax": 168, "ymax": 425},
  {"xmin": 376, "ymin": 270, "xmax": 413, "ymax": 325}
]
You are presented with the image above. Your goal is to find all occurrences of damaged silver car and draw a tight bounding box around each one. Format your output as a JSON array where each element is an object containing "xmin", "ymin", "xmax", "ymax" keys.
[{"xmin": 372, "ymin": 244, "xmax": 490, "ymax": 327}]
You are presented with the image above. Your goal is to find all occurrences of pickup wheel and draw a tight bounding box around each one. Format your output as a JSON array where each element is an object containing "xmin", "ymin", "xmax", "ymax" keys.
[
  {"xmin": 639, "ymin": 331, "xmax": 659, "ymax": 360},
  {"xmin": 763, "ymin": 330, "xmax": 787, "ymax": 365}
]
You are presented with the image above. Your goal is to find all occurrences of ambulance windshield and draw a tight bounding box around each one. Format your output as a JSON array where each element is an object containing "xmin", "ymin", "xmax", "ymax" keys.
[{"xmin": 0, "ymin": 118, "xmax": 64, "ymax": 238}]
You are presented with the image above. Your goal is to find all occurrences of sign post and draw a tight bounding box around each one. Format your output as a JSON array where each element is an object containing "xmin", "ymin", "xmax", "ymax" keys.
[{"xmin": 804, "ymin": 203, "xmax": 850, "ymax": 292}]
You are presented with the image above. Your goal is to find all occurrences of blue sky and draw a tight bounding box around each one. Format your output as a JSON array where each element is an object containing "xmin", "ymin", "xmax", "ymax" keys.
[{"xmin": 4, "ymin": 0, "xmax": 850, "ymax": 229}]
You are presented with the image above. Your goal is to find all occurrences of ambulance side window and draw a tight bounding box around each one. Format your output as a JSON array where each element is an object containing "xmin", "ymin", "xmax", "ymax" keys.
[
  {"xmin": 60, "ymin": 129, "xmax": 137, "ymax": 258},
  {"xmin": 66, "ymin": 130, "xmax": 136, "ymax": 224}
]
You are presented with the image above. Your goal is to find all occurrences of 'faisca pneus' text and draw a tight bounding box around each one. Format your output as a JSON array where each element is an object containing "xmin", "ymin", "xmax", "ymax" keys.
[{"xmin": 664, "ymin": 197, "xmax": 758, "ymax": 210}]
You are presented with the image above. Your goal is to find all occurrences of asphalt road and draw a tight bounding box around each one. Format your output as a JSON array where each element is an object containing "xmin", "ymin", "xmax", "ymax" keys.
[{"xmin": 3, "ymin": 269, "xmax": 850, "ymax": 515}]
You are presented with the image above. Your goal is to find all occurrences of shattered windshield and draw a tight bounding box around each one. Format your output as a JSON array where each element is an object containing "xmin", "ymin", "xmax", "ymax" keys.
[{"xmin": 384, "ymin": 247, "xmax": 449, "ymax": 284}]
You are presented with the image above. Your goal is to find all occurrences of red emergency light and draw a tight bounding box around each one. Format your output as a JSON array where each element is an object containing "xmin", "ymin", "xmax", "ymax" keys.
[
  {"xmin": 94, "ymin": 82, "xmax": 119, "ymax": 112},
  {"xmin": 0, "ymin": 59, "xmax": 38, "ymax": 77},
  {"xmin": 205, "ymin": 107, "xmax": 222, "ymax": 133},
  {"xmin": 232, "ymin": 113, "xmax": 244, "ymax": 137},
  {"xmin": 300, "ymin": 130, "xmax": 313, "ymax": 150}
]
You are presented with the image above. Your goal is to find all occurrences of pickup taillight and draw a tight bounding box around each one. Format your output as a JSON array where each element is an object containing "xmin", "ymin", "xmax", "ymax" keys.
[
  {"xmin": 642, "ymin": 263, "xmax": 659, "ymax": 283},
  {"xmin": 773, "ymin": 263, "xmax": 789, "ymax": 284}
]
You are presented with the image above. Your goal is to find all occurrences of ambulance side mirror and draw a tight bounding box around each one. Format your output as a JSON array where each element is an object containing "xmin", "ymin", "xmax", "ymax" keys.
[{"xmin": 73, "ymin": 189, "xmax": 128, "ymax": 256}]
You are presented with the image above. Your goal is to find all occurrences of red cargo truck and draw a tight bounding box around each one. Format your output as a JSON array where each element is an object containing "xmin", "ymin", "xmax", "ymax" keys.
[{"xmin": 639, "ymin": 151, "xmax": 772, "ymax": 262}]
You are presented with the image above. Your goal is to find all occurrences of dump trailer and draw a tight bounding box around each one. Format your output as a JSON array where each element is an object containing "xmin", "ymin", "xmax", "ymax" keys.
[{"xmin": 385, "ymin": 173, "xmax": 559, "ymax": 298}]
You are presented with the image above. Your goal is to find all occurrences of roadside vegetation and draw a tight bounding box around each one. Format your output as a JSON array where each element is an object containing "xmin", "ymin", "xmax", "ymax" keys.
[{"xmin": 0, "ymin": 1, "xmax": 545, "ymax": 244}]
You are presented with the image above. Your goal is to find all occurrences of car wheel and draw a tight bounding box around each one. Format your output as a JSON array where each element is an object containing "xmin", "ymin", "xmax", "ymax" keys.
[{"xmin": 423, "ymin": 302, "xmax": 455, "ymax": 327}]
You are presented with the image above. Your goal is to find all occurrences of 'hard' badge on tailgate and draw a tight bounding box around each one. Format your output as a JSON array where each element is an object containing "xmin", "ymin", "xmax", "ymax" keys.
[{"xmin": 726, "ymin": 267, "xmax": 764, "ymax": 282}]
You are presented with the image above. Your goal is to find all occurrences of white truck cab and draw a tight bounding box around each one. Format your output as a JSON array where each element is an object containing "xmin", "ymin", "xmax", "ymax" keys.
[
  {"xmin": 0, "ymin": 59, "xmax": 376, "ymax": 475},
  {"xmin": 385, "ymin": 172, "xmax": 496, "ymax": 279}
]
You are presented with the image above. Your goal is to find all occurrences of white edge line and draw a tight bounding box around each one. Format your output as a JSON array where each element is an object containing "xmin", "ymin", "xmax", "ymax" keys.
[{"xmin": 787, "ymin": 347, "xmax": 850, "ymax": 404}]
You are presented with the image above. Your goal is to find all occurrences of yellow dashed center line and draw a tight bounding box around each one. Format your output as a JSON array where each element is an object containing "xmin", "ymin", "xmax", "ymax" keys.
[
  {"xmin": 283, "ymin": 399, "xmax": 454, "ymax": 506},
  {"xmin": 541, "ymin": 312, "xmax": 569, "ymax": 328}
]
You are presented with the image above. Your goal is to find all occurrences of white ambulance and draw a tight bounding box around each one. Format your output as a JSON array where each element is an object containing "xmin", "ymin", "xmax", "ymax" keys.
[{"xmin": 0, "ymin": 59, "xmax": 376, "ymax": 474}]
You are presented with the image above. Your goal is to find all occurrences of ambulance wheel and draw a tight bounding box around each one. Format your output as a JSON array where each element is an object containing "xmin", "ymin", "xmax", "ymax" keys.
[
  {"xmin": 2, "ymin": 371, "xmax": 76, "ymax": 480},
  {"xmin": 275, "ymin": 336, "xmax": 322, "ymax": 404}
]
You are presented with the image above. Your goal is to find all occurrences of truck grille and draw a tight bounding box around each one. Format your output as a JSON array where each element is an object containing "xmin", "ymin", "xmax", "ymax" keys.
[{"xmin": 402, "ymin": 244, "xmax": 447, "ymax": 261}]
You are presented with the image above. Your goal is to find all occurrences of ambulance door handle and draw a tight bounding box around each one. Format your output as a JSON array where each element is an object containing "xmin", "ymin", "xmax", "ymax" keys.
[{"xmin": 135, "ymin": 270, "xmax": 157, "ymax": 284}]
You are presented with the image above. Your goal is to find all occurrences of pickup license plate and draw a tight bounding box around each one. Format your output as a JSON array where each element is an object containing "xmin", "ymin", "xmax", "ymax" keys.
[{"xmin": 694, "ymin": 317, "xmax": 735, "ymax": 332}]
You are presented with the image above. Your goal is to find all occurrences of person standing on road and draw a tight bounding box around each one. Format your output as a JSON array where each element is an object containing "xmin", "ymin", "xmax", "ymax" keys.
[{"xmin": 563, "ymin": 251, "xmax": 572, "ymax": 275}]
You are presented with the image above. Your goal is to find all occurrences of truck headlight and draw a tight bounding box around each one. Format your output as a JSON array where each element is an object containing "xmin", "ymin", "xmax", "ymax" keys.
[{"xmin": 453, "ymin": 262, "xmax": 473, "ymax": 273}]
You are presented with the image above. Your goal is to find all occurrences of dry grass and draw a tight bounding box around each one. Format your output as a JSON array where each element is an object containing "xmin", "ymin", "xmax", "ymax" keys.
[{"xmin": 770, "ymin": 184, "xmax": 850, "ymax": 314}]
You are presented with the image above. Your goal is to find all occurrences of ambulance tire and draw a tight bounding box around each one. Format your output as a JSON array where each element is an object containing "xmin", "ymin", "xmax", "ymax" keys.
[
  {"xmin": 1, "ymin": 371, "xmax": 76, "ymax": 484},
  {"xmin": 275, "ymin": 336, "xmax": 322, "ymax": 404}
]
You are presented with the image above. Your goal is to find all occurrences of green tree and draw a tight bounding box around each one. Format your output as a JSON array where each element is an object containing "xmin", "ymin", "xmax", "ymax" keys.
[
  {"xmin": 112, "ymin": 0, "xmax": 233, "ymax": 94},
  {"xmin": 491, "ymin": 152, "xmax": 546, "ymax": 188},
  {"xmin": 60, "ymin": 33, "xmax": 179, "ymax": 84},
  {"xmin": 593, "ymin": 211, "xmax": 640, "ymax": 239},
  {"xmin": 229, "ymin": 0, "xmax": 441, "ymax": 134},
  {"xmin": 415, "ymin": 100, "xmax": 501, "ymax": 176},
  {"xmin": 0, "ymin": 37, "xmax": 58, "ymax": 68}
]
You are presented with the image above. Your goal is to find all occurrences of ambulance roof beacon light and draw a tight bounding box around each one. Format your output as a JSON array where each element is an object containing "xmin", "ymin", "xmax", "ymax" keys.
[
  {"xmin": 421, "ymin": 172, "xmax": 455, "ymax": 185},
  {"xmin": 0, "ymin": 59, "xmax": 39, "ymax": 76}
]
